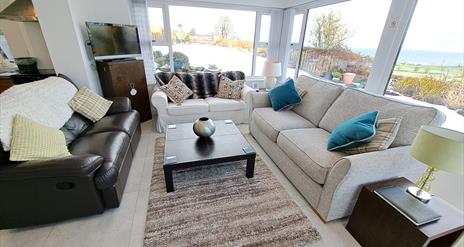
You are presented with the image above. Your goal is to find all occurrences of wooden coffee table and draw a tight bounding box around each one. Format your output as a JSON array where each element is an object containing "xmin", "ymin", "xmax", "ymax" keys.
[{"xmin": 163, "ymin": 120, "xmax": 256, "ymax": 192}]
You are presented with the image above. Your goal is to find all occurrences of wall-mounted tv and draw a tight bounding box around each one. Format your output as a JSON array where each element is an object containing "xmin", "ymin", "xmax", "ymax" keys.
[{"xmin": 86, "ymin": 22, "xmax": 141, "ymax": 60}]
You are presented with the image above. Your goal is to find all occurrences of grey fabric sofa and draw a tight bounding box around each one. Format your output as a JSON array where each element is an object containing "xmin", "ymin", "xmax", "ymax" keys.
[{"xmin": 250, "ymin": 75, "xmax": 446, "ymax": 221}]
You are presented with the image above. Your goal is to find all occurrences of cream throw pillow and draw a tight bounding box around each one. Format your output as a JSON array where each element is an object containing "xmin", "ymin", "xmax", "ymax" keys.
[
  {"xmin": 68, "ymin": 87, "xmax": 112, "ymax": 122},
  {"xmin": 216, "ymin": 76, "xmax": 245, "ymax": 100},
  {"xmin": 10, "ymin": 115, "xmax": 70, "ymax": 161},
  {"xmin": 160, "ymin": 76, "xmax": 193, "ymax": 105},
  {"xmin": 344, "ymin": 118, "xmax": 402, "ymax": 155}
]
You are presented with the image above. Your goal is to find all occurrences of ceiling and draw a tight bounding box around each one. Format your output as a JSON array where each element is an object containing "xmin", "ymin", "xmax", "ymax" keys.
[{"xmin": 178, "ymin": 0, "xmax": 315, "ymax": 9}]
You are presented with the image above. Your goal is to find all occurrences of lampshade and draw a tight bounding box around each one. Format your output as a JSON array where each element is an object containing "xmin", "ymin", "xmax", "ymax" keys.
[
  {"xmin": 262, "ymin": 60, "xmax": 282, "ymax": 77},
  {"xmin": 410, "ymin": 126, "xmax": 464, "ymax": 174}
]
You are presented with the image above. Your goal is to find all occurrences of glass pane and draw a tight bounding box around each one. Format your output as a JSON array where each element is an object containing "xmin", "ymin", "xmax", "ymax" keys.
[
  {"xmin": 286, "ymin": 45, "xmax": 300, "ymax": 79},
  {"xmin": 169, "ymin": 5, "xmax": 256, "ymax": 74},
  {"xmin": 148, "ymin": 8, "xmax": 165, "ymax": 42},
  {"xmin": 259, "ymin": 15, "xmax": 271, "ymax": 43},
  {"xmin": 153, "ymin": 46, "xmax": 170, "ymax": 72},
  {"xmin": 389, "ymin": 0, "xmax": 464, "ymax": 130},
  {"xmin": 291, "ymin": 14, "xmax": 303, "ymax": 43},
  {"xmin": 255, "ymin": 47, "xmax": 268, "ymax": 76},
  {"xmin": 298, "ymin": 0, "xmax": 391, "ymax": 88}
]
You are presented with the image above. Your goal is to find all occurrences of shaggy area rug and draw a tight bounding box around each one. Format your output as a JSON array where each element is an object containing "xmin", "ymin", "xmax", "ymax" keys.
[{"xmin": 143, "ymin": 137, "xmax": 321, "ymax": 247}]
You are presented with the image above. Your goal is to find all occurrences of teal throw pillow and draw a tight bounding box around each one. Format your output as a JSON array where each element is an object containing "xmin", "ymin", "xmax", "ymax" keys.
[
  {"xmin": 268, "ymin": 79, "xmax": 301, "ymax": 111},
  {"xmin": 327, "ymin": 111, "xmax": 379, "ymax": 151}
]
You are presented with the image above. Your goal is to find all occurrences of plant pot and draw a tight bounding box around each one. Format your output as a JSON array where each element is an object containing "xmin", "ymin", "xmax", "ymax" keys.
[
  {"xmin": 193, "ymin": 117, "xmax": 216, "ymax": 138},
  {"xmin": 321, "ymin": 72, "xmax": 333, "ymax": 80},
  {"xmin": 15, "ymin": 57, "xmax": 38, "ymax": 74},
  {"xmin": 343, "ymin": 73, "xmax": 356, "ymax": 84}
]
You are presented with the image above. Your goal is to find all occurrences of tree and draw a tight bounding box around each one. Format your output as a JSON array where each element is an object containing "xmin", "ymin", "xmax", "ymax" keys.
[
  {"xmin": 215, "ymin": 16, "xmax": 233, "ymax": 39},
  {"xmin": 309, "ymin": 10, "xmax": 352, "ymax": 49}
]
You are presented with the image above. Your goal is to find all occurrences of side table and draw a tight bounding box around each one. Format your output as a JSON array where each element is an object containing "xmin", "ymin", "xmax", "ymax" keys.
[{"xmin": 346, "ymin": 177, "xmax": 464, "ymax": 247}]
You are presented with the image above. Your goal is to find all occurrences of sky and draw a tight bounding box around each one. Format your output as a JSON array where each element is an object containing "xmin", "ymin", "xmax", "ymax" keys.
[{"xmin": 149, "ymin": 0, "xmax": 464, "ymax": 53}]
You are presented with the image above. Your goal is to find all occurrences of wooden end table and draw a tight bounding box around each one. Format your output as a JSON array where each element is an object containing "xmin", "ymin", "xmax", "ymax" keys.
[{"xmin": 346, "ymin": 177, "xmax": 464, "ymax": 247}]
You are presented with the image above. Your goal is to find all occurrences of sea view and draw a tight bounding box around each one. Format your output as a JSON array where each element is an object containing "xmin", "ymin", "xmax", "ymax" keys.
[{"xmin": 353, "ymin": 48, "xmax": 463, "ymax": 66}]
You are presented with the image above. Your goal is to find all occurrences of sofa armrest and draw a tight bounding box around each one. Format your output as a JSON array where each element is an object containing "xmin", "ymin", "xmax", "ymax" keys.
[
  {"xmin": 151, "ymin": 90, "xmax": 168, "ymax": 115},
  {"xmin": 252, "ymin": 91, "xmax": 271, "ymax": 110},
  {"xmin": 241, "ymin": 85, "xmax": 255, "ymax": 101},
  {"xmin": 318, "ymin": 146, "xmax": 426, "ymax": 221},
  {"xmin": 107, "ymin": 97, "xmax": 132, "ymax": 115},
  {"xmin": 0, "ymin": 154, "xmax": 104, "ymax": 181}
]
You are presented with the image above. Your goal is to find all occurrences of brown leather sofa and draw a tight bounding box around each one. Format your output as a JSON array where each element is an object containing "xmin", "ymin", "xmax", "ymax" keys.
[{"xmin": 0, "ymin": 97, "xmax": 141, "ymax": 229}]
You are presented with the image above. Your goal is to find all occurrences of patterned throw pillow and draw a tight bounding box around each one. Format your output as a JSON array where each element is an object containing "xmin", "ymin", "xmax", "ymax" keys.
[
  {"xmin": 160, "ymin": 76, "xmax": 193, "ymax": 105},
  {"xmin": 344, "ymin": 118, "xmax": 402, "ymax": 154},
  {"xmin": 9, "ymin": 115, "xmax": 70, "ymax": 161},
  {"xmin": 282, "ymin": 87, "xmax": 307, "ymax": 110},
  {"xmin": 216, "ymin": 75, "xmax": 245, "ymax": 100},
  {"xmin": 68, "ymin": 87, "xmax": 112, "ymax": 122}
]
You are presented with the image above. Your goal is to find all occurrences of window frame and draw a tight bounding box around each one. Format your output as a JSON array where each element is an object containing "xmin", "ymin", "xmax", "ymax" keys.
[
  {"xmin": 148, "ymin": 1, "xmax": 278, "ymax": 78},
  {"xmin": 284, "ymin": 0, "xmax": 419, "ymax": 95}
]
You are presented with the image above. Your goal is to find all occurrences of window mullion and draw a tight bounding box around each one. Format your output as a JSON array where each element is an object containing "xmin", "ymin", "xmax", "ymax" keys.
[{"xmin": 252, "ymin": 13, "xmax": 262, "ymax": 76}]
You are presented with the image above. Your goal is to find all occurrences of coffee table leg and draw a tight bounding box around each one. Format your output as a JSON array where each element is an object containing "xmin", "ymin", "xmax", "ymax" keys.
[
  {"xmin": 246, "ymin": 155, "xmax": 255, "ymax": 178},
  {"xmin": 163, "ymin": 166, "xmax": 174, "ymax": 192}
]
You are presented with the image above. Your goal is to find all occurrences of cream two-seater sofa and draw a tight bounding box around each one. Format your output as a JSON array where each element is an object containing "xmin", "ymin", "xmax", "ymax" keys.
[
  {"xmin": 250, "ymin": 75, "xmax": 445, "ymax": 221},
  {"xmin": 151, "ymin": 71, "xmax": 255, "ymax": 132}
]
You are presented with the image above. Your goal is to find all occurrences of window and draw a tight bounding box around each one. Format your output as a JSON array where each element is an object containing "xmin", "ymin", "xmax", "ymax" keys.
[
  {"xmin": 388, "ymin": 0, "xmax": 464, "ymax": 129},
  {"xmin": 0, "ymin": 30, "xmax": 13, "ymax": 61},
  {"xmin": 148, "ymin": 8, "xmax": 165, "ymax": 42},
  {"xmin": 254, "ymin": 14, "xmax": 271, "ymax": 76},
  {"xmin": 168, "ymin": 6, "xmax": 256, "ymax": 74},
  {"xmin": 286, "ymin": 13, "xmax": 304, "ymax": 79},
  {"xmin": 297, "ymin": 0, "xmax": 391, "ymax": 88}
]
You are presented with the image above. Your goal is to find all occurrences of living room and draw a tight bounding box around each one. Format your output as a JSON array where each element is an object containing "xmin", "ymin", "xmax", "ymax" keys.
[{"xmin": 0, "ymin": 0, "xmax": 463, "ymax": 246}]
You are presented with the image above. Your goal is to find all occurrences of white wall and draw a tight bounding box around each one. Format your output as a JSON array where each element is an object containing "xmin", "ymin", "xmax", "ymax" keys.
[
  {"xmin": 0, "ymin": 20, "xmax": 54, "ymax": 69},
  {"xmin": 32, "ymin": 0, "xmax": 133, "ymax": 94}
]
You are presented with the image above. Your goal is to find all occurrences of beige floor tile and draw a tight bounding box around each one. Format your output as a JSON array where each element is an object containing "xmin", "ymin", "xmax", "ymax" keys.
[
  {"xmin": 128, "ymin": 190, "xmax": 150, "ymax": 247},
  {"xmin": 42, "ymin": 192, "xmax": 139, "ymax": 247},
  {"xmin": 0, "ymin": 224, "xmax": 54, "ymax": 247}
]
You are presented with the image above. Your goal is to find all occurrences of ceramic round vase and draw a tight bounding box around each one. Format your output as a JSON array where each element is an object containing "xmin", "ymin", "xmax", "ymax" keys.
[{"xmin": 193, "ymin": 117, "xmax": 216, "ymax": 138}]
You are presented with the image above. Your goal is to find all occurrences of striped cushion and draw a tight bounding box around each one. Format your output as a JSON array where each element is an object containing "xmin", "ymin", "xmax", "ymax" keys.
[
  {"xmin": 9, "ymin": 115, "xmax": 70, "ymax": 161},
  {"xmin": 344, "ymin": 118, "xmax": 402, "ymax": 154},
  {"xmin": 68, "ymin": 87, "xmax": 113, "ymax": 122},
  {"xmin": 155, "ymin": 71, "xmax": 245, "ymax": 99}
]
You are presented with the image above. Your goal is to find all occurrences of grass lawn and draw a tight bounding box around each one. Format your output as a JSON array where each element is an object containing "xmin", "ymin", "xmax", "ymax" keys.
[{"xmin": 393, "ymin": 63, "xmax": 463, "ymax": 82}]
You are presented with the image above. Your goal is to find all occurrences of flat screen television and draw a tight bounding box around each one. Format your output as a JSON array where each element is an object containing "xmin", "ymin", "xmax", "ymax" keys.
[{"xmin": 86, "ymin": 22, "xmax": 141, "ymax": 60}]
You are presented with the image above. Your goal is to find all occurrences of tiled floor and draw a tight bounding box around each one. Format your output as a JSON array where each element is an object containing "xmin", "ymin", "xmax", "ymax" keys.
[{"xmin": 0, "ymin": 121, "xmax": 360, "ymax": 247}]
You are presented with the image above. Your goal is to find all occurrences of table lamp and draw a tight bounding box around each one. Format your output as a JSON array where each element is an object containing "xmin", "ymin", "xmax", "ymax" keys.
[
  {"xmin": 408, "ymin": 126, "xmax": 464, "ymax": 202},
  {"xmin": 262, "ymin": 60, "xmax": 281, "ymax": 91}
]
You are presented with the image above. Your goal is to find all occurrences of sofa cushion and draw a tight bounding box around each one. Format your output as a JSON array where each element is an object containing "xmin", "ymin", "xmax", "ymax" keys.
[
  {"xmin": 159, "ymin": 76, "xmax": 193, "ymax": 105},
  {"xmin": 327, "ymin": 111, "xmax": 379, "ymax": 151},
  {"xmin": 277, "ymin": 128, "xmax": 346, "ymax": 184},
  {"xmin": 155, "ymin": 71, "xmax": 245, "ymax": 99},
  {"xmin": 84, "ymin": 111, "xmax": 140, "ymax": 138},
  {"xmin": 60, "ymin": 113, "xmax": 92, "ymax": 145},
  {"xmin": 167, "ymin": 99, "xmax": 209, "ymax": 116},
  {"xmin": 252, "ymin": 108, "xmax": 315, "ymax": 143},
  {"xmin": 68, "ymin": 87, "xmax": 113, "ymax": 122},
  {"xmin": 319, "ymin": 88, "xmax": 446, "ymax": 147},
  {"xmin": 205, "ymin": 98, "xmax": 246, "ymax": 112},
  {"xmin": 10, "ymin": 115, "xmax": 70, "ymax": 161},
  {"xmin": 268, "ymin": 79, "xmax": 301, "ymax": 111},
  {"xmin": 292, "ymin": 76, "xmax": 345, "ymax": 126},
  {"xmin": 70, "ymin": 132, "xmax": 130, "ymax": 190}
]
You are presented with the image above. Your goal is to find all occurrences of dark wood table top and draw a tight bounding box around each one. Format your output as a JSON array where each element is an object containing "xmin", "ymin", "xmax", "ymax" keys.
[
  {"xmin": 365, "ymin": 177, "xmax": 464, "ymax": 239},
  {"xmin": 164, "ymin": 121, "xmax": 254, "ymax": 166}
]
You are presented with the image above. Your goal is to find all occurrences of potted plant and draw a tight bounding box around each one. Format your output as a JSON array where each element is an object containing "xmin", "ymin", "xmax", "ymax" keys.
[
  {"xmin": 321, "ymin": 72, "xmax": 333, "ymax": 80},
  {"xmin": 342, "ymin": 72, "xmax": 356, "ymax": 84},
  {"xmin": 15, "ymin": 57, "xmax": 38, "ymax": 74},
  {"xmin": 332, "ymin": 71, "xmax": 342, "ymax": 81}
]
